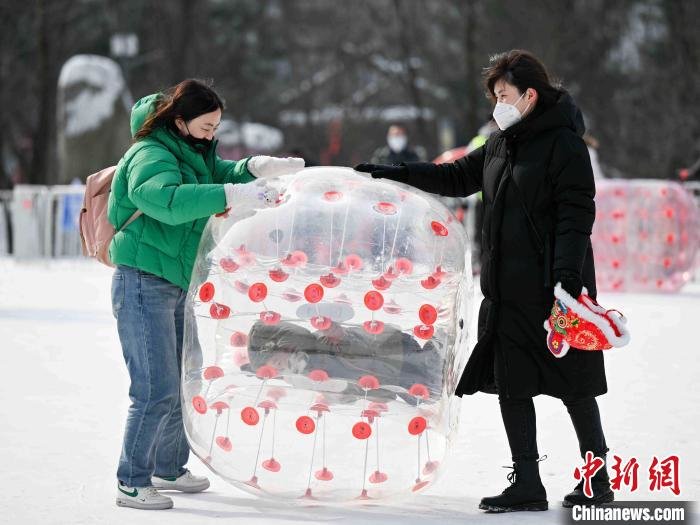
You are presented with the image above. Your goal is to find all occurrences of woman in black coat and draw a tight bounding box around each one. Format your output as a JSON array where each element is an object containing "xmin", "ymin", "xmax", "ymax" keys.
[{"xmin": 356, "ymin": 49, "xmax": 612, "ymax": 512}]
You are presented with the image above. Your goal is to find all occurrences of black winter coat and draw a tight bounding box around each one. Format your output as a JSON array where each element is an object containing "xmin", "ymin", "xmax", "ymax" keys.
[
  {"xmin": 371, "ymin": 145, "xmax": 422, "ymax": 165},
  {"xmin": 403, "ymin": 93, "xmax": 606, "ymax": 400}
]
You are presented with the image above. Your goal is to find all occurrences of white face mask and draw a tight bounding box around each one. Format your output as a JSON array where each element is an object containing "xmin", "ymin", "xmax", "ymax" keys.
[
  {"xmin": 387, "ymin": 135, "xmax": 407, "ymax": 152},
  {"xmin": 492, "ymin": 92, "xmax": 530, "ymax": 130}
]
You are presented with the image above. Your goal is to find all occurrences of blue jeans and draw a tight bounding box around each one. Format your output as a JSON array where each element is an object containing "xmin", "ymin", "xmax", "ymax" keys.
[{"xmin": 112, "ymin": 265, "xmax": 190, "ymax": 487}]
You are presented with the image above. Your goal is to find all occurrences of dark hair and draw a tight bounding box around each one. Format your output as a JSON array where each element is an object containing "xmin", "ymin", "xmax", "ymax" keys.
[
  {"xmin": 483, "ymin": 49, "xmax": 563, "ymax": 109},
  {"xmin": 134, "ymin": 79, "xmax": 224, "ymax": 140}
]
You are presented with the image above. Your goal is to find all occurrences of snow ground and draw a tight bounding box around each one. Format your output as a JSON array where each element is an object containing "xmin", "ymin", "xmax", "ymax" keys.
[{"xmin": 0, "ymin": 259, "xmax": 697, "ymax": 525}]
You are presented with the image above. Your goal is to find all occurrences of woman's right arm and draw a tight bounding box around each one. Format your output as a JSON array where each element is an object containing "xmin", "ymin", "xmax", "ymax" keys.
[
  {"xmin": 356, "ymin": 145, "xmax": 485, "ymax": 197},
  {"xmin": 126, "ymin": 146, "xmax": 227, "ymax": 226}
]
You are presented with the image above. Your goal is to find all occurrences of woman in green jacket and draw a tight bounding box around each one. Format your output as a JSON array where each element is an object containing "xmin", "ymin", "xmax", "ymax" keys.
[{"xmin": 109, "ymin": 79, "xmax": 303, "ymax": 510}]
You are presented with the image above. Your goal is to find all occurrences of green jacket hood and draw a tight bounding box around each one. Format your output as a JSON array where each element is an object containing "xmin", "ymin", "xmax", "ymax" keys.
[{"xmin": 130, "ymin": 93, "xmax": 160, "ymax": 137}]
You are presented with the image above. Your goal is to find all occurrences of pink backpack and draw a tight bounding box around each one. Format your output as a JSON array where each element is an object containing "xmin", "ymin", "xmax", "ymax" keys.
[{"xmin": 79, "ymin": 166, "xmax": 141, "ymax": 267}]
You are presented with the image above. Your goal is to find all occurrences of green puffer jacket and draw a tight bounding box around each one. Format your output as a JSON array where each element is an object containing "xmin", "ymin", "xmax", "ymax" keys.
[{"xmin": 108, "ymin": 93, "xmax": 255, "ymax": 290}]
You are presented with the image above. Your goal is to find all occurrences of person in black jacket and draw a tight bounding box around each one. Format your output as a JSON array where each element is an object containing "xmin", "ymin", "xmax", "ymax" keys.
[
  {"xmin": 370, "ymin": 124, "xmax": 425, "ymax": 165},
  {"xmin": 356, "ymin": 49, "xmax": 612, "ymax": 513}
]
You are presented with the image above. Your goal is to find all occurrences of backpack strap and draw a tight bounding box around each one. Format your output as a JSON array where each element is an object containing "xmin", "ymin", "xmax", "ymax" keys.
[
  {"xmin": 115, "ymin": 140, "xmax": 153, "ymax": 232},
  {"xmin": 118, "ymin": 209, "xmax": 142, "ymax": 232}
]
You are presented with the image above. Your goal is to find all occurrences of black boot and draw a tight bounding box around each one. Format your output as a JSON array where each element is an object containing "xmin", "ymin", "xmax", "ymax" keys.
[
  {"xmin": 562, "ymin": 458, "xmax": 614, "ymax": 508},
  {"xmin": 479, "ymin": 459, "xmax": 548, "ymax": 512}
]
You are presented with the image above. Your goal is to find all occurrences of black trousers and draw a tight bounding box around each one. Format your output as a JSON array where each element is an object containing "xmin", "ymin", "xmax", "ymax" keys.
[{"xmin": 498, "ymin": 395, "xmax": 609, "ymax": 462}]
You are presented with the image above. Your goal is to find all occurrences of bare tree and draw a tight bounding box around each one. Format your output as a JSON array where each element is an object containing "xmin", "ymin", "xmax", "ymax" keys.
[{"xmin": 1, "ymin": 0, "xmax": 698, "ymax": 184}]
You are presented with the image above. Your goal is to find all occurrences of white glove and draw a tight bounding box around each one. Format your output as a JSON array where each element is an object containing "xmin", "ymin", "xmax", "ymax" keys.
[
  {"xmin": 224, "ymin": 180, "xmax": 279, "ymax": 211},
  {"xmin": 248, "ymin": 156, "xmax": 304, "ymax": 179}
]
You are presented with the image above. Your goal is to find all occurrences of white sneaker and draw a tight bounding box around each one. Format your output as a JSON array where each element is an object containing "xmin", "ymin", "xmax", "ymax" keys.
[
  {"xmin": 116, "ymin": 483, "xmax": 173, "ymax": 510},
  {"xmin": 152, "ymin": 470, "xmax": 210, "ymax": 493}
]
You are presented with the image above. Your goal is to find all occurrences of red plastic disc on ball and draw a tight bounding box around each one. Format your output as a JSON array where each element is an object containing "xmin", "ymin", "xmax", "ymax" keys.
[
  {"xmin": 241, "ymin": 406, "xmax": 260, "ymax": 426},
  {"xmin": 232, "ymin": 349, "xmax": 249, "ymax": 367},
  {"xmin": 412, "ymin": 479, "xmax": 430, "ymax": 492},
  {"xmin": 262, "ymin": 458, "xmax": 281, "ymax": 472},
  {"xmin": 269, "ymin": 268, "xmax": 289, "ymax": 282},
  {"xmin": 414, "ymin": 324, "xmax": 435, "ymax": 339},
  {"xmin": 304, "ymin": 283, "xmax": 324, "ymax": 303},
  {"xmin": 220, "ymin": 258, "xmax": 240, "ymax": 273},
  {"xmin": 210, "ymin": 303, "xmax": 231, "ymax": 319},
  {"xmin": 215, "ymin": 436, "xmax": 232, "ymax": 452},
  {"xmin": 432, "ymin": 265, "xmax": 447, "ymax": 279},
  {"xmin": 192, "ymin": 395, "xmax": 207, "ymax": 414},
  {"xmin": 256, "ymin": 365, "xmax": 278, "ymax": 379},
  {"xmin": 230, "ymin": 331, "xmax": 248, "ymax": 347},
  {"xmin": 372, "ymin": 276, "xmax": 392, "ymax": 291},
  {"xmin": 203, "ymin": 366, "xmax": 224, "ymax": 380},
  {"xmin": 357, "ymin": 375, "xmax": 379, "ymax": 390},
  {"xmin": 345, "ymin": 254, "xmax": 363, "ymax": 271},
  {"xmin": 368, "ymin": 401, "xmax": 389, "ymax": 412},
  {"xmin": 248, "ymin": 282, "xmax": 268, "ymax": 302},
  {"xmin": 408, "ymin": 416, "xmax": 427, "ymax": 435},
  {"xmin": 383, "ymin": 266, "xmax": 398, "ymax": 281},
  {"xmin": 430, "ymin": 221, "xmax": 448, "ymax": 236},
  {"xmin": 311, "ymin": 316, "xmax": 332, "ymax": 330},
  {"xmin": 363, "ymin": 320, "xmax": 385, "ymax": 334},
  {"xmin": 383, "ymin": 299, "xmax": 402, "ymax": 315},
  {"xmin": 408, "ymin": 383, "xmax": 430, "ymax": 399},
  {"xmin": 420, "ymin": 276, "xmax": 441, "ymax": 290},
  {"xmin": 280, "ymin": 253, "xmax": 296, "ymax": 267},
  {"xmin": 199, "ymin": 282, "xmax": 215, "ymax": 302},
  {"xmin": 361, "ymin": 409, "xmax": 379, "ymax": 423},
  {"xmin": 258, "ymin": 400, "xmax": 278, "ymax": 411},
  {"xmin": 308, "ymin": 369, "xmax": 329, "ymax": 382},
  {"xmin": 358, "ymin": 374, "xmax": 380, "ymax": 390},
  {"xmin": 234, "ymin": 280, "xmax": 250, "ymax": 293},
  {"xmin": 418, "ymin": 304, "xmax": 438, "ymax": 325},
  {"xmin": 296, "ymin": 415, "xmax": 316, "ymax": 434},
  {"xmin": 369, "ymin": 471, "xmax": 388, "ymax": 484},
  {"xmin": 291, "ymin": 250, "xmax": 308, "ymax": 266},
  {"xmin": 374, "ymin": 202, "xmax": 397, "ymax": 215},
  {"xmin": 319, "ymin": 273, "xmax": 341, "ymax": 288},
  {"xmin": 352, "ymin": 421, "xmax": 372, "ymax": 440},
  {"xmin": 315, "ymin": 467, "xmax": 334, "ymax": 481},
  {"xmin": 310, "ymin": 402, "xmax": 330, "ymax": 413},
  {"xmin": 364, "ymin": 291, "xmax": 384, "ymax": 311},
  {"xmin": 395, "ymin": 257, "xmax": 413, "ymax": 275},
  {"xmin": 260, "ymin": 310, "xmax": 281, "ymax": 325},
  {"xmin": 324, "ymin": 190, "xmax": 343, "ymax": 202},
  {"xmin": 333, "ymin": 261, "xmax": 349, "ymax": 275},
  {"xmin": 210, "ymin": 401, "xmax": 229, "ymax": 414}
]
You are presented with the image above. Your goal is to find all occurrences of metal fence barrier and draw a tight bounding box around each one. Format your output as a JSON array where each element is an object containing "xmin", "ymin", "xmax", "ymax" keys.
[
  {"xmin": 0, "ymin": 190, "xmax": 12, "ymax": 256},
  {"xmin": 47, "ymin": 185, "xmax": 85, "ymax": 258},
  {"xmin": 0, "ymin": 181, "xmax": 698, "ymax": 271},
  {"xmin": 5, "ymin": 184, "xmax": 85, "ymax": 259}
]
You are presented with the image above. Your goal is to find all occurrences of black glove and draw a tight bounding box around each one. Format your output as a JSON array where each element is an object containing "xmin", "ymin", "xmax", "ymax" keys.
[
  {"xmin": 354, "ymin": 163, "xmax": 409, "ymax": 183},
  {"xmin": 554, "ymin": 269, "xmax": 583, "ymax": 298}
]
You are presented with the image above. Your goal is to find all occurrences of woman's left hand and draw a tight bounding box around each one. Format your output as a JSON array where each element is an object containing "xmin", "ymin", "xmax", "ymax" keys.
[
  {"xmin": 554, "ymin": 269, "xmax": 583, "ymax": 298},
  {"xmin": 249, "ymin": 156, "xmax": 305, "ymax": 179}
]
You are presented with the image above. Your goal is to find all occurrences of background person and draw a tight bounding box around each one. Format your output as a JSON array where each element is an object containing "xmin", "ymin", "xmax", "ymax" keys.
[{"xmin": 370, "ymin": 124, "xmax": 426, "ymax": 165}]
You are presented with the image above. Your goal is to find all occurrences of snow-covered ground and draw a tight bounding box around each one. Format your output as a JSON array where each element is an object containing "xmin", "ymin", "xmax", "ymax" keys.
[{"xmin": 0, "ymin": 259, "xmax": 697, "ymax": 524}]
